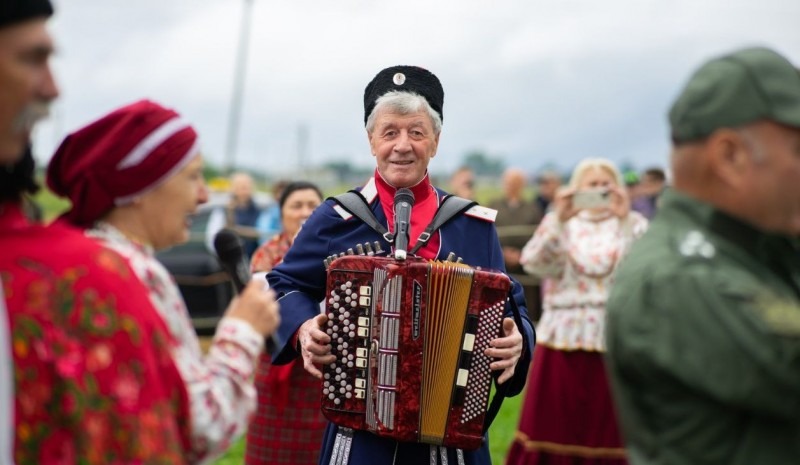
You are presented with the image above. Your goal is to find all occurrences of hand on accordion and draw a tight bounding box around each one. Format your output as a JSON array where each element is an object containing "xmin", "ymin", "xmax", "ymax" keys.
[
  {"xmin": 298, "ymin": 313, "xmax": 336, "ymax": 379},
  {"xmin": 485, "ymin": 317, "xmax": 523, "ymax": 384}
]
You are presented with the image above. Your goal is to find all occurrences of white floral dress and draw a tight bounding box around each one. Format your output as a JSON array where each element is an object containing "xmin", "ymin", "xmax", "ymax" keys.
[
  {"xmin": 90, "ymin": 223, "xmax": 264, "ymax": 464},
  {"xmin": 520, "ymin": 210, "xmax": 647, "ymax": 352}
]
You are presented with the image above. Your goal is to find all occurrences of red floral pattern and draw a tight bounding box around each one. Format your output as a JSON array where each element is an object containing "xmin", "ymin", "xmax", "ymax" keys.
[
  {"xmin": 250, "ymin": 233, "xmax": 291, "ymax": 274},
  {"xmin": 1, "ymin": 203, "xmax": 190, "ymax": 464},
  {"xmin": 90, "ymin": 221, "xmax": 264, "ymax": 463}
]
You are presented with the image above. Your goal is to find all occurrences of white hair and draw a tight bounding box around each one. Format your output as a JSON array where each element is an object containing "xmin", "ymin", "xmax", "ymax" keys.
[
  {"xmin": 365, "ymin": 91, "xmax": 442, "ymax": 135},
  {"xmin": 569, "ymin": 158, "xmax": 624, "ymax": 188}
]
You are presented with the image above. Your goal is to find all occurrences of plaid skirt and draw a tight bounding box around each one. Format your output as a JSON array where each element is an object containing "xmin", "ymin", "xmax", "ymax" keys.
[
  {"xmin": 245, "ymin": 354, "xmax": 327, "ymax": 465},
  {"xmin": 505, "ymin": 345, "xmax": 628, "ymax": 465}
]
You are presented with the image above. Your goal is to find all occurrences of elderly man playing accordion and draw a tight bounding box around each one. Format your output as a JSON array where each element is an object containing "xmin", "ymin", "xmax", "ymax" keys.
[{"xmin": 267, "ymin": 65, "xmax": 535, "ymax": 465}]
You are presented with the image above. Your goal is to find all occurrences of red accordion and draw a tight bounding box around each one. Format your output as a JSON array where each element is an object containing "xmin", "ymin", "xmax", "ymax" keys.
[{"xmin": 321, "ymin": 254, "xmax": 511, "ymax": 450}]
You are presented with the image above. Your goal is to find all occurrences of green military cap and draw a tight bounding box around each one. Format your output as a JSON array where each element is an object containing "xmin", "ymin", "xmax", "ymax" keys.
[{"xmin": 669, "ymin": 47, "xmax": 800, "ymax": 142}]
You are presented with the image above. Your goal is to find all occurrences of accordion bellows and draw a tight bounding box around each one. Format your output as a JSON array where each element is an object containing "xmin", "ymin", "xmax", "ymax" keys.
[{"xmin": 321, "ymin": 255, "xmax": 510, "ymax": 450}]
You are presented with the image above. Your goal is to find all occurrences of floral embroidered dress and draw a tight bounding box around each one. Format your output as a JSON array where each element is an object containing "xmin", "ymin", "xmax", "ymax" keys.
[
  {"xmin": 1, "ymin": 202, "xmax": 190, "ymax": 465},
  {"xmin": 506, "ymin": 210, "xmax": 647, "ymax": 465},
  {"xmin": 90, "ymin": 222, "xmax": 264, "ymax": 464},
  {"xmin": 246, "ymin": 232, "xmax": 328, "ymax": 465},
  {"xmin": 521, "ymin": 210, "xmax": 648, "ymax": 352}
]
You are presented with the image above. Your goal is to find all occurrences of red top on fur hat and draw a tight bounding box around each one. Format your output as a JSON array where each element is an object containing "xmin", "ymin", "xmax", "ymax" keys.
[{"xmin": 47, "ymin": 99, "xmax": 199, "ymax": 227}]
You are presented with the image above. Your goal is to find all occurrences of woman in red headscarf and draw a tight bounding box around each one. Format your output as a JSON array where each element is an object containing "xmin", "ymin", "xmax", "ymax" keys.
[
  {"xmin": 246, "ymin": 181, "xmax": 325, "ymax": 465},
  {"xmin": 46, "ymin": 99, "xmax": 281, "ymax": 463},
  {"xmin": 2, "ymin": 3, "xmax": 191, "ymax": 463}
]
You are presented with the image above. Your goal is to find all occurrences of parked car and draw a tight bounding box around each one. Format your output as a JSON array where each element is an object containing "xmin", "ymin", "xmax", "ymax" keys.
[{"xmin": 156, "ymin": 191, "xmax": 274, "ymax": 333}]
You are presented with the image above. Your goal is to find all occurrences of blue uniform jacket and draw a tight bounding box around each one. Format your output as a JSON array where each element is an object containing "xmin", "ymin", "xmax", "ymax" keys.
[{"xmin": 268, "ymin": 180, "xmax": 535, "ymax": 465}]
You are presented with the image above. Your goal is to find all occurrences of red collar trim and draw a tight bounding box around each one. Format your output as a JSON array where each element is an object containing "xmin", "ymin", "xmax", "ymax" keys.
[{"xmin": 373, "ymin": 169, "xmax": 435, "ymax": 204}]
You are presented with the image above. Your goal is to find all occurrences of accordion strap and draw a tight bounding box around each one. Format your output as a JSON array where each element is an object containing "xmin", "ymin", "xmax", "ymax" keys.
[
  {"xmin": 331, "ymin": 191, "xmax": 477, "ymax": 253},
  {"xmin": 483, "ymin": 292, "xmax": 526, "ymax": 433},
  {"xmin": 408, "ymin": 195, "xmax": 476, "ymax": 255},
  {"xmin": 330, "ymin": 191, "xmax": 395, "ymax": 243}
]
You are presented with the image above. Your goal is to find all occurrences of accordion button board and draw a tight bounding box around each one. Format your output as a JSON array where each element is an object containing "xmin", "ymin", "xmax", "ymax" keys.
[{"xmin": 321, "ymin": 255, "xmax": 510, "ymax": 451}]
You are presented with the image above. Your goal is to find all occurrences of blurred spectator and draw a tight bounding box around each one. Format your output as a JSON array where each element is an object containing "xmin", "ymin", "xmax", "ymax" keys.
[
  {"xmin": 227, "ymin": 172, "xmax": 263, "ymax": 256},
  {"xmin": 623, "ymin": 169, "xmax": 641, "ymax": 197},
  {"xmin": 255, "ymin": 179, "xmax": 290, "ymax": 242},
  {"xmin": 489, "ymin": 168, "xmax": 544, "ymax": 321},
  {"xmin": 631, "ymin": 167, "xmax": 667, "ymax": 219},
  {"xmin": 507, "ymin": 158, "xmax": 648, "ymax": 465},
  {"xmin": 247, "ymin": 181, "xmax": 325, "ymax": 465},
  {"xmin": 47, "ymin": 99, "xmax": 281, "ymax": 463},
  {"xmin": 534, "ymin": 170, "xmax": 561, "ymax": 213},
  {"xmin": 1, "ymin": 3, "xmax": 191, "ymax": 463},
  {"xmin": 448, "ymin": 165, "xmax": 475, "ymax": 199}
]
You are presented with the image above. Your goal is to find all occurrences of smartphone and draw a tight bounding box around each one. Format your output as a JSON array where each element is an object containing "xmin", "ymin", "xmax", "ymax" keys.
[{"xmin": 572, "ymin": 189, "xmax": 612, "ymax": 209}]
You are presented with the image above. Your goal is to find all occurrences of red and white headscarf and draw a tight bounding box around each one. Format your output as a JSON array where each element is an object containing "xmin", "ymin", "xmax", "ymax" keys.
[{"xmin": 47, "ymin": 99, "xmax": 200, "ymax": 227}]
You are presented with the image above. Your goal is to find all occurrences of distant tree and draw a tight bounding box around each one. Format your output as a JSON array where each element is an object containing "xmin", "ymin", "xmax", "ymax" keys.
[
  {"xmin": 322, "ymin": 159, "xmax": 372, "ymax": 184},
  {"xmin": 461, "ymin": 150, "xmax": 505, "ymax": 176},
  {"xmin": 203, "ymin": 163, "xmax": 223, "ymax": 180},
  {"xmin": 323, "ymin": 160, "xmax": 354, "ymax": 180}
]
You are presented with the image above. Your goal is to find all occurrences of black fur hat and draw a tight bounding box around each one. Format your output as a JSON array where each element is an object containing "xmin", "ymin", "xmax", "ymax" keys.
[{"xmin": 363, "ymin": 65, "xmax": 444, "ymax": 125}]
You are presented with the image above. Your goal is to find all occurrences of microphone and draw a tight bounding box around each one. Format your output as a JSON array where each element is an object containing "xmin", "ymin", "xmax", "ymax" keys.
[
  {"xmin": 213, "ymin": 228, "xmax": 281, "ymax": 355},
  {"xmin": 393, "ymin": 188, "xmax": 415, "ymax": 260}
]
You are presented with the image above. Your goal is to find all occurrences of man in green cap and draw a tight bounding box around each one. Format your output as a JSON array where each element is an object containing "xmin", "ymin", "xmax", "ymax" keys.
[{"xmin": 606, "ymin": 46, "xmax": 800, "ymax": 465}]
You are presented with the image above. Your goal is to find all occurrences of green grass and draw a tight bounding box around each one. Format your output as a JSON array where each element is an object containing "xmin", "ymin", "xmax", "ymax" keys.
[
  {"xmin": 212, "ymin": 391, "xmax": 523, "ymax": 464},
  {"xmin": 213, "ymin": 439, "xmax": 246, "ymax": 465},
  {"xmin": 31, "ymin": 186, "xmax": 71, "ymax": 221},
  {"xmin": 488, "ymin": 391, "xmax": 523, "ymax": 463}
]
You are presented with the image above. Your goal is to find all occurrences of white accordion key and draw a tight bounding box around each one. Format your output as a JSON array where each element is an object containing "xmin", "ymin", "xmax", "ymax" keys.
[
  {"xmin": 355, "ymin": 389, "xmax": 365, "ymax": 399},
  {"xmin": 355, "ymin": 378, "xmax": 366, "ymax": 389},
  {"xmin": 357, "ymin": 327, "xmax": 369, "ymax": 337},
  {"xmin": 462, "ymin": 333, "xmax": 475, "ymax": 352},
  {"xmin": 359, "ymin": 296, "xmax": 371, "ymax": 307},
  {"xmin": 360, "ymin": 285, "xmax": 371, "ymax": 295},
  {"xmin": 356, "ymin": 348, "xmax": 368, "ymax": 358},
  {"xmin": 356, "ymin": 358, "xmax": 367, "ymax": 368},
  {"xmin": 358, "ymin": 317, "xmax": 369, "ymax": 327},
  {"xmin": 456, "ymin": 368, "xmax": 469, "ymax": 387}
]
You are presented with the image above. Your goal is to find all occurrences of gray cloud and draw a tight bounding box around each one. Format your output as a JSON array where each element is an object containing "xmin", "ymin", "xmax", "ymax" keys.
[{"xmin": 33, "ymin": 0, "xmax": 800, "ymax": 178}]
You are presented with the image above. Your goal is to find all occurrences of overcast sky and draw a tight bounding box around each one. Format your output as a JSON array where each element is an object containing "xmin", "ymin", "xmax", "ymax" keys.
[{"xmin": 33, "ymin": 0, "xmax": 800, "ymax": 179}]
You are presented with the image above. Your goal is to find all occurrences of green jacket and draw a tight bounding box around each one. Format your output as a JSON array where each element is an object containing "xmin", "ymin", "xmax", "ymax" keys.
[{"xmin": 606, "ymin": 189, "xmax": 800, "ymax": 465}]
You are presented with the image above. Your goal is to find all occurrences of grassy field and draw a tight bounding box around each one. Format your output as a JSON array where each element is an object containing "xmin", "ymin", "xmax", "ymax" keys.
[{"xmin": 213, "ymin": 390, "xmax": 523, "ymax": 465}]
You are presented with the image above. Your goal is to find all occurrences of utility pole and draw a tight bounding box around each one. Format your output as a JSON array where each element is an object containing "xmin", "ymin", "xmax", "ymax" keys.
[
  {"xmin": 224, "ymin": 0, "xmax": 254, "ymax": 173},
  {"xmin": 296, "ymin": 122, "xmax": 309, "ymax": 177}
]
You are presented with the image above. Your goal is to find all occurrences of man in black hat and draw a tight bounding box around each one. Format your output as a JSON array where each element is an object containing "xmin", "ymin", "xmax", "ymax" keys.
[
  {"xmin": 606, "ymin": 47, "xmax": 800, "ymax": 465},
  {"xmin": 265, "ymin": 66, "xmax": 534, "ymax": 464}
]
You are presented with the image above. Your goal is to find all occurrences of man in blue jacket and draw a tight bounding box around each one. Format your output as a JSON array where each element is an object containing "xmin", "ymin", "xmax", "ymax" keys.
[{"xmin": 268, "ymin": 65, "xmax": 535, "ymax": 465}]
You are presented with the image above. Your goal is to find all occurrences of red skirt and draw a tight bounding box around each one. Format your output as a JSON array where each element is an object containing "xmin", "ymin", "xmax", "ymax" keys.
[
  {"xmin": 245, "ymin": 354, "xmax": 327, "ymax": 465},
  {"xmin": 505, "ymin": 345, "xmax": 627, "ymax": 465}
]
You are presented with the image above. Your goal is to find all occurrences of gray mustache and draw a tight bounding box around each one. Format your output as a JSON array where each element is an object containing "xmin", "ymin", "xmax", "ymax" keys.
[{"xmin": 12, "ymin": 102, "xmax": 51, "ymax": 133}]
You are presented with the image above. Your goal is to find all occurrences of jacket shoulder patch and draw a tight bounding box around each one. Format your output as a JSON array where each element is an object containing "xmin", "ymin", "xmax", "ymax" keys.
[
  {"xmin": 332, "ymin": 204, "xmax": 353, "ymax": 220},
  {"xmin": 464, "ymin": 205, "xmax": 497, "ymax": 222}
]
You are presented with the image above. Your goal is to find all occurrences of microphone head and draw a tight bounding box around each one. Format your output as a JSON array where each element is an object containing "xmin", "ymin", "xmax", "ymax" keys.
[
  {"xmin": 394, "ymin": 188, "xmax": 415, "ymax": 206},
  {"xmin": 213, "ymin": 228, "xmax": 245, "ymax": 262}
]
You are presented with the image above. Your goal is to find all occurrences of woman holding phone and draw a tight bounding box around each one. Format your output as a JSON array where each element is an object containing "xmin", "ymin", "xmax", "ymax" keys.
[{"xmin": 506, "ymin": 158, "xmax": 648, "ymax": 465}]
